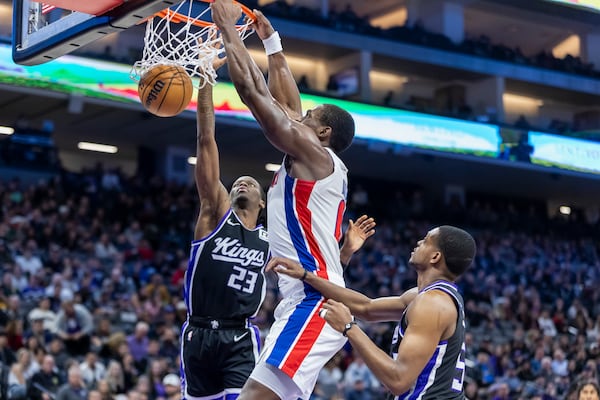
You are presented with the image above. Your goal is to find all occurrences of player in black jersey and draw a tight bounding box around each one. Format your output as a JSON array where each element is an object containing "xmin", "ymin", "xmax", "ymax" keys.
[
  {"xmin": 268, "ymin": 225, "xmax": 476, "ymax": 400},
  {"xmin": 182, "ymin": 52, "xmax": 375, "ymax": 400},
  {"xmin": 181, "ymin": 52, "xmax": 270, "ymax": 399}
]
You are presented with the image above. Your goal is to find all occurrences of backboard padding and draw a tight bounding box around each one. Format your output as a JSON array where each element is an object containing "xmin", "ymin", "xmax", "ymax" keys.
[{"xmin": 12, "ymin": 0, "xmax": 179, "ymax": 66}]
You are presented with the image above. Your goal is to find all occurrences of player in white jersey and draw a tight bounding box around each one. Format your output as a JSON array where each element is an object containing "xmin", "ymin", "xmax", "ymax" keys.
[
  {"xmin": 211, "ymin": 3, "xmax": 359, "ymax": 399},
  {"xmin": 268, "ymin": 226, "xmax": 477, "ymax": 399}
]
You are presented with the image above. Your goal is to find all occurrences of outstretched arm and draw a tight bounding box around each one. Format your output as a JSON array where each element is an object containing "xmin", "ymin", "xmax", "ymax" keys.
[
  {"xmin": 321, "ymin": 291, "xmax": 457, "ymax": 395},
  {"xmin": 266, "ymin": 256, "xmax": 417, "ymax": 321},
  {"xmin": 211, "ymin": 0, "xmax": 324, "ymax": 165},
  {"xmin": 194, "ymin": 67, "xmax": 230, "ymax": 240},
  {"xmin": 251, "ymin": 10, "xmax": 302, "ymax": 120}
]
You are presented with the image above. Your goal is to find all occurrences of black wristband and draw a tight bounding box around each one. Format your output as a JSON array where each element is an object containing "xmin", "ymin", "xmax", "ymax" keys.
[
  {"xmin": 300, "ymin": 269, "xmax": 308, "ymax": 281},
  {"xmin": 342, "ymin": 321, "xmax": 357, "ymax": 337}
]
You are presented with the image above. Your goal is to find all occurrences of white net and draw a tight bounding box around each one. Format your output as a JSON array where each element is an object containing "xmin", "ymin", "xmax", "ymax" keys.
[{"xmin": 131, "ymin": 0, "xmax": 254, "ymax": 88}]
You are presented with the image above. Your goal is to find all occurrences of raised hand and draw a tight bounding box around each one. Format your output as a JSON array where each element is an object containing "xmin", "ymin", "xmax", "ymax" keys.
[
  {"xmin": 344, "ymin": 215, "xmax": 376, "ymax": 255},
  {"xmin": 250, "ymin": 9, "xmax": 275, "ymax": 40},
  {"xmin": 211, "ymin": 37, "xmax": 227, "ymax": 71},
  {"xmin": 210, "ymin": 0, "xmax": 242, "ymax": 29},
  {"xmin": 198, "ymin": 34, "xmax": 227, "ymax": 71}
]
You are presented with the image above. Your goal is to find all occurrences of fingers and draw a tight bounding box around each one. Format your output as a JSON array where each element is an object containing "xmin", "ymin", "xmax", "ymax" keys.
[
  {"xmin": 265, "ymin": 257, "xmax": 280, "ymax": 272},
  {"xmin": 253, "ymin": 9, "xmax": 266, "ymax": 23},
  {"xmin": 214, "ymin": 58, "xmax": 227, "ymax": 70},
  {"xmin": 356, "ymin": 215, "xmax": 373, "ymax": 223},
  {"xmin": 356, "ymin": 215, "xmax": 376, "ymax": 228},
  {"xmin": 323, "ymin": 299, "xmax": 338, "ymax": 309},
  {"xmin": 355, "ymin": 215, "xmax": 368, "ymax": 224},
  {"xmin": 265, "ymin": 257, "xmax": 297, "ymax": 275}
]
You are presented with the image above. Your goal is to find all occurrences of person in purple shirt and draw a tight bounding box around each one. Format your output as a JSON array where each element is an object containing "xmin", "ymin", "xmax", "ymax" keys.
[{"xmin": 126, "ymin": 321, "xmax": 150, "ymax": 369}]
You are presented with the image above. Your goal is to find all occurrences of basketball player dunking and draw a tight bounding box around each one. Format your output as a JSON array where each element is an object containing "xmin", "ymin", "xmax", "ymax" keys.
[
  {"xmin": 211, "ymin": 2, "xmax": 361, "ymax": 399},
  {"xmin": 183, "ymin": 30, "xmax": 373, "ymax": 400},
  {"xmin": 268, "ymin": 226, "xmax": 477, "ymax": 399}
]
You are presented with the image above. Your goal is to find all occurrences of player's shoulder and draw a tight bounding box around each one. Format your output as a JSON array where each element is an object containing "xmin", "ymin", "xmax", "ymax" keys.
[{"xmin": 411, "ymin": 288, "xmax": 458, "ymax": 316}]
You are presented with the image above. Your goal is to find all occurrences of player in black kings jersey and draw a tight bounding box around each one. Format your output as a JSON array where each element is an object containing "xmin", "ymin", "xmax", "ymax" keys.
[
  {"xmin": 268, "ymin": 225, "xmax": 476, "ymax": 399},
  {"xmin": 181, "ymin": 61, "xmax": 269, "ymax": 400}
]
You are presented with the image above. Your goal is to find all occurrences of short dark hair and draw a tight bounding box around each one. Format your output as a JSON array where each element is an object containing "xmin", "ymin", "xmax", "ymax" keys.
[
  {"xmin": 319, "ymin": 104, "xmax": 355, "ymax": 153},
  {"xmin": 436, "ymin": 226, "xmax": 476, "ymax": 277}
]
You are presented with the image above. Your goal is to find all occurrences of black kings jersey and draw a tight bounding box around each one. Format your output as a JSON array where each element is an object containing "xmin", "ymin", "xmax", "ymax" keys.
[
  {"xmin": 390, "ymin": 280, "xmax": 466, "ymax": 400},
  {"xmin": 185, "ymin": 209, "xmax": 269, "ymax": 319}
]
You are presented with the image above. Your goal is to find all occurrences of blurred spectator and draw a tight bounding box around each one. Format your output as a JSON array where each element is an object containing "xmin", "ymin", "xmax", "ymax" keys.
[
  {"xmin": 27, "ymin": 354, "xmax": 63, "ymax": 400},
  {"xmin": 8, "ymin": 348, "xmax": 38, "ymax": 400},
  {"xmin": 0, "ymin": 329, "xmax": 17, "ymax": 366},
  {"xmin": 79, "ymin": 352, "xmax": 106, "ymax": 389},
  {"xmin": 87, "ymin": 390, "xmax": 102, "ymax": 400},
  {"xmin": 101, "ymin": 168, "xmax": 121, "ymax": 192},
  {"xmin": 28, "ymin": 297, "xmax": 58, "ymax": 333},
  {"xmin": 56, "ymin": 364, "xmax": 88, "ymax": 400},
  {"xmin": 314, "ymin": 353, "xmax": 343, "ymax": 400},
  {"xmin": 297, "ymin": 75, "xmax": 310, "ymax": 91},
  {"xmin": 343, "ymin": 353, "xmax": 380, "ymax": 400},
  {"xmin": 94, "ymin": 234, "xmax": 118, "ymax": 260},
  {"xmin": 490, "ymin": 381, "xmax": 510, "ymax": 400},
  {"xmin": 126, "ymin": 321, "xmax": 149, "ymax": 369},
  {"xmin": 24, "ymin": 310, "xmax": 54, "ymax": 349},
  {"xmin": 510, "ymin": 132, "xmax": 534, "ymax": 163},
  {"xmin": 383, "ymin": 91, "xmax": 394, "ymax": 106},
  {"xmin": 538, "ymin": 309, "xmax": 558, "ymax": 337},
  {"xmin": 105, "ymin": 360, "xmax": 127, "ymax": 396},
  {"xmin": 148, "ymin": 358, "xmax": 167, "ymax": 399},
  {"xmin": 14, "ymin": 247, "xmax": 43, "ymax": 276},
  {"xmin": 552, "ymin": 349, "xmax": 569, "ymax": 377},
  {"xmin": 55, "ymin": 299, "xmax": 94, "ymax": 356},
  {"xmin": 48, "ymin": 338, "xmax": 70, "ymax": 371},
  {"xmin": 162, "ymin": 373, "xmax": 181, "ymax": 400},
  {"xmin": 464, "ymin": 380, "xmax": 481, "ymax": 399}
]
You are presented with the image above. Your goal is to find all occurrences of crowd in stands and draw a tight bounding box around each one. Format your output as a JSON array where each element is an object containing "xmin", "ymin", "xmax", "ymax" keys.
[
  {"xmin": 0, "ymin": 165, "xmax": 598, "ymax": 400},
  {"xmin": 250, "ymin": 0, "xmax": 599, "ymax": 79}
]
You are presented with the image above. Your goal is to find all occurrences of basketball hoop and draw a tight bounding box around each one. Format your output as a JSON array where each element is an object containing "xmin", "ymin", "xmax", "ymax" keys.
[{"xmin": 131, "ymin": 0, "xmax": 255, "ymax": 88}]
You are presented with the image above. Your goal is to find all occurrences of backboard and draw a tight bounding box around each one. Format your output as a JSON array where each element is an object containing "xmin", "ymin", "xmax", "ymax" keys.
[{"xmin": 12, "ymin": 0, "xmax": 178, "ymax": 66}]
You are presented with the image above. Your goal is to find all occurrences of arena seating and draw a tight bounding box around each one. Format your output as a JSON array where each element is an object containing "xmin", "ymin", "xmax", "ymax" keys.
[{"xmin": 0, "ymin": 168, "xmax": 598, "ymax": 400}]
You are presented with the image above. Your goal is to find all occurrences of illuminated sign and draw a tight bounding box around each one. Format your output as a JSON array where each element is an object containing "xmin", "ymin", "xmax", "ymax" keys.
[
  {"xmin": 0, "ymin": 44, "xmax": 500, "ymax": 157},
  {"xmin": 529, "ymin": 131, "xmax": 600, "ymax": 174},
  {"xmin": 545, "ymin": 0, "xmax": 600, "ymax": 12},
  {"xmin": 2, "ymin": 44, "xmax": 600, "ymax": 175}
]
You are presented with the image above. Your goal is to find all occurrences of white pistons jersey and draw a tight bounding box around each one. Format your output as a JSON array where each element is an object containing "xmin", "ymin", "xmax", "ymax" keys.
[
  {"xmin": 267, "ymin": 148, "xmax": 348, "ymax": 297},
  {"xmin": 259, "ymin": 148, "xmax": 350, "ymax": 396}
]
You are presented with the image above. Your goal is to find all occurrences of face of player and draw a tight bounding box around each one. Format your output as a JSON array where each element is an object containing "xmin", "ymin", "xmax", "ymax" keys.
[
  {"xmin": 580, "ymin": 384, "xmax": 600, "ymax": 400},
  {"xmin": 408, "ymin": 228, "xmax": 441, "ymax": 268},
  {"xmin": 300, "ymin": 106, "xmax": 326, "ymax": 136},
  {"xmin": 230, "ymin": 176, "xmax": 264, "ymax": 209}
]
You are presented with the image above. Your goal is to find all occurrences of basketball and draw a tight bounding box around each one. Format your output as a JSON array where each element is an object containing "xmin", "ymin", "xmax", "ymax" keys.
[{"xmin": 138, "ymin": 64, "xmax": 193, "ymax": 117}]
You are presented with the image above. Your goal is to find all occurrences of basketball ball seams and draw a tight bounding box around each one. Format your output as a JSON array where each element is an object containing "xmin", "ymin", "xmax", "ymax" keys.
[
  {"xmin": 174, "ymin": 71, "xmax": 190, "ymax": 115},
  {"xmin": 156, "ymin": 71, "xmax": 178, "ymax": 114},
  {"xmin": 138, "ymin": 64, "xmax": 193, "ymax": 117}
]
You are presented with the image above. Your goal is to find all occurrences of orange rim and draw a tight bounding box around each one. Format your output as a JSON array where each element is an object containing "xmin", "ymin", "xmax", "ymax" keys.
[{"xmin": 154, "ymin": 0, "xmax": 255, "ymax": 29}]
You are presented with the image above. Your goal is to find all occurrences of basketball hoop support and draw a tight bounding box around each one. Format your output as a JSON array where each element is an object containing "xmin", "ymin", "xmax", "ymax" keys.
[{"xmin": 12, "ymin": 0, "xmax": 177, "ymax": 65}]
